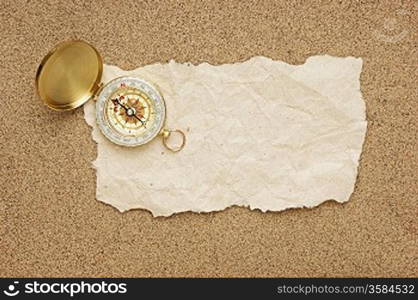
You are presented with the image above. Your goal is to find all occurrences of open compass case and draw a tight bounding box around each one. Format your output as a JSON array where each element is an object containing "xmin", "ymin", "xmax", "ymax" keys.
[
  {"xmin": 36, "ymin": 40, "xmax": 103, "ymax": 111},
  {"xmin": 35, "ymin": 40, "xmax": 185, "ymax": 151}
]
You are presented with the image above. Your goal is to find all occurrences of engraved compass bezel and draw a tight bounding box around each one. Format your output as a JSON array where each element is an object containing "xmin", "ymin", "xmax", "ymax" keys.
[{"xmin": 95, "ymin": 76, "xmax": 166, "ymax": 147}]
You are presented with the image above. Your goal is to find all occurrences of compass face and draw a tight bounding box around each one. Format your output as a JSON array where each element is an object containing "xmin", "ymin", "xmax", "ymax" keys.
[{"xmin": 96, "ymin": 77, "xmax": 166, "ymax": 147}]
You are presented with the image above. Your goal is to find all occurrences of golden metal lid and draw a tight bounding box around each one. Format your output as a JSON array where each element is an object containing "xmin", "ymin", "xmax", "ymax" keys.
[{"xmin": 35, "ymin": 40, "xmax": 103, "ymax": 111}]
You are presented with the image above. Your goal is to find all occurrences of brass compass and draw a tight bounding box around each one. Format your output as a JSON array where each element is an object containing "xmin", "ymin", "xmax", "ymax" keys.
[{"xmin": 35, "ymin": 40, "xmax": 185, "ymax": 152}]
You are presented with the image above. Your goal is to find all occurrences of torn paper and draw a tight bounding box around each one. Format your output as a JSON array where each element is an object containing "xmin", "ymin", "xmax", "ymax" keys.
[{"xmin": 84, "ymin": 55, "xmax": 367, "ymax": 217}]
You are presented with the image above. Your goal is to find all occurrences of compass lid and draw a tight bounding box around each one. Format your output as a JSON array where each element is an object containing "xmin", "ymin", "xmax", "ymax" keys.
[{"xmin": 36, "ymin": 40, "xmax": 103, "ymax": 111}]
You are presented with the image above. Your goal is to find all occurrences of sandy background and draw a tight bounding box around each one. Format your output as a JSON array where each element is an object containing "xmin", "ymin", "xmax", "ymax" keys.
[{"xmin": 0, "ymin": 0, "xmax": 417, "ymax": 277}]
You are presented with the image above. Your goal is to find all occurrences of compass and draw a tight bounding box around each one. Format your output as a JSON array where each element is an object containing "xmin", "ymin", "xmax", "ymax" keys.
[
  {"xmin": 96, "ymin": 77, "xmax": 167, "ymax": 147},
  {"xmin": 35, "ymin": 40, "xmax": 185, "ymax": 152}
]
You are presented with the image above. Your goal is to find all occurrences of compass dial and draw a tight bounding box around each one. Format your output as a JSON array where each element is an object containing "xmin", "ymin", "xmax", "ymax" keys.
[{"xmin": 96, "ymin": 77, "xmax": 166, "ymax": 147}]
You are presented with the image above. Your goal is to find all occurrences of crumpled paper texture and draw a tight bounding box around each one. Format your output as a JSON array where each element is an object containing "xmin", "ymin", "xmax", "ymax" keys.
[{"xmin": 84, "ymin": 56, "xmax": 367, "ymax": 217}]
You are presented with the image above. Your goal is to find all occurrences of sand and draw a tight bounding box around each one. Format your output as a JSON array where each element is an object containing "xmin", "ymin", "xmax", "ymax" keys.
[{"xmin": 0, "ymin": 0, "xmax": 417, "ymax": 277}]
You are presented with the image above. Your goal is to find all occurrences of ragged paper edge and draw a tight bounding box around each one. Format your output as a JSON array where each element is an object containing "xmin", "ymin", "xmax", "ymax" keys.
[{"xmin": 84, "ymin": 55, "xmax": 367, "ymax": 217}]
